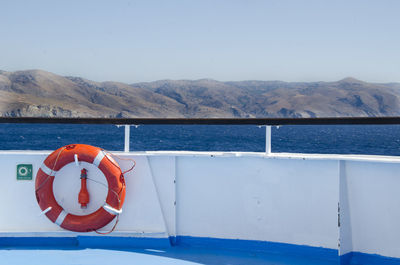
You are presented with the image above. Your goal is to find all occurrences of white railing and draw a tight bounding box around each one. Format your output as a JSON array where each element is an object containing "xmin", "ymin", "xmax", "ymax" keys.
[{"xmin": 121, "ymin": 124, "xmax": 273, "ymax": 154}]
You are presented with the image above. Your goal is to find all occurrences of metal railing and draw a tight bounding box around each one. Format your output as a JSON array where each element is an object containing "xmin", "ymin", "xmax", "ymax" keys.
[
  {"xmin": 2, "ymin": 117, "xmax": 400, "ymax": 153},
  {"xmin": 2, "ymin": 117, "xmax": 400, "ymax": 125}
]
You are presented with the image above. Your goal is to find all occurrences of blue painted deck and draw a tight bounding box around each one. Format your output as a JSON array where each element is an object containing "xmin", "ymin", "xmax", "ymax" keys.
[
  {"xmin": 0, "ymin": 247, "xmax": 338, "ymax": 265},
  {"xmin": 2, "ymin": 236, "xmax": 400, "ymax": 264}
]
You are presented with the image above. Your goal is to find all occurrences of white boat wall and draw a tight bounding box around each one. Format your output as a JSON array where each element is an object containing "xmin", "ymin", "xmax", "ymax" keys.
[{"xmin": 1, "ymin": 150, "xmax": 400, "ymax": 264}]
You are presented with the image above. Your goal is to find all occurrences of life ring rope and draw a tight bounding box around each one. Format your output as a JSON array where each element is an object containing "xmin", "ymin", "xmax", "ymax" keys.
[
  {"xmin": 89, "ymin": 150, "xmax": 136, "ymax": 233},
  {"xmin": 109, "ymin": 153, "xmax": 137, "ymax": 175},
  {"xmin": 35, "ymin": 146, "xmax": 66, "ymax": 193}
]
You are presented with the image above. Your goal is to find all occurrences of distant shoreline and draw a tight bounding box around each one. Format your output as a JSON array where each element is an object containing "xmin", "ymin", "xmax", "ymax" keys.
[{"xmin": 1, "ymin": 69, "xmax": 400, "ymax": 118}]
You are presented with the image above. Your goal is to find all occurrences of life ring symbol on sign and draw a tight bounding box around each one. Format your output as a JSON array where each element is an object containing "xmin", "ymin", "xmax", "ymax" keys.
[
  {"xmin": 35, "ymin": 144, "xmax": 133, "ymax": 233},
  {"xmin": 18, "ymin": 166, "xmax": 29, "ymax": 176}
]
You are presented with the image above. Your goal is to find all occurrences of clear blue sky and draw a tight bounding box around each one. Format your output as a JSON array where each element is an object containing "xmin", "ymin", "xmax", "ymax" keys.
[{"xmin": 0, "ymin": 0, "xmax": 399, "ymax": 83}]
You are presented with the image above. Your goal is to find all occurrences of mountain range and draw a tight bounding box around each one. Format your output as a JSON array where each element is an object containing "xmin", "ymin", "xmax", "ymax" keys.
[{"xmin": 1, "ymin": 69, "xmax": 400, "ymax": 118}]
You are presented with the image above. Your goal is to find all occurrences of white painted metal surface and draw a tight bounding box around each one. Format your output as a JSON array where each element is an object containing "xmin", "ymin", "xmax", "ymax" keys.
[
  {"xmin": 176, "ymin": 156, "xmax": 338, "ymax": 248},
  {"xmin": 53, "ymin": 162, "xmax": 108, "ymax": 216},
  {"xmin": 340, "ymin": 161, "xmax": 400, "ymax": 258},
  {"xmin": 0, "ymin": 150, "xmax": 400, "ymax": 259},
  {"xmin": 265, "ymin": 126, "xmax": 271, "ymax": 154},
  {"xmin": 124, "ymin": 125, "xmax": 130, "ymax": 152}
]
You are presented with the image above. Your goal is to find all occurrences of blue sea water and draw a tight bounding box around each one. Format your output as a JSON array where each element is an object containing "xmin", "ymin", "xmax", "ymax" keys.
[{"xmin": 0, "ymin": 123, "xmax": 400, "ymax": 156}]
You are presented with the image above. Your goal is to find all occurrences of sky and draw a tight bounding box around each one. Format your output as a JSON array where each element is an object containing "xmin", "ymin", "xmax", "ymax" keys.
[{"xmin": 0, "ymin": 0, "xmax": 399, "ymax": 83}]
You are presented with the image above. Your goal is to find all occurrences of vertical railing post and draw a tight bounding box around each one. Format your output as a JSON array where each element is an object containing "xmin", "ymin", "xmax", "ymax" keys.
[
  {"xmin": 265, "ymin": 125, "xmax": 271, "ymax": 155},
  {"xmin": 124, "ymin": 125, "xmax": 130, "ymax": 152}
]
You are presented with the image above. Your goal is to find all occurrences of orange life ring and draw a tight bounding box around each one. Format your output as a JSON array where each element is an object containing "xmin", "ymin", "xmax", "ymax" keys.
[{"xmin": 35, "ymin": 144, "xmax": 126, "ymax": 232}]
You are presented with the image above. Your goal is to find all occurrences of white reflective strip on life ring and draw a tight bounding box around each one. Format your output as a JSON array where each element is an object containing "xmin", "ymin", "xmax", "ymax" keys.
[
  {"xmin": 93, "ymin": 151, "xmax": 105, "ymax": 167},
  {"xmin": 40, "ymin": 163, "xmax": 57, "ymax": 176},
  {"xmin": 103, "ymin": 204, "xmax": 122, "ymax": 215},
  {"xmin": 40, "ymin": 206, "xmax": 52, "ymax": 216},
  {"xmin": 55, "ymin": 210, "xmax": 68, "ymax": 226},
  {"xmin": 74, "ymin": 154, "xmax": 79, "ymax": 167}
]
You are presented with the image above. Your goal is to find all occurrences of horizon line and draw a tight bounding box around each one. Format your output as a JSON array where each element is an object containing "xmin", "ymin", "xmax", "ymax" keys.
[{"xmin": 1, "ymin": 68, "xmax": 400, "ymax": 85}]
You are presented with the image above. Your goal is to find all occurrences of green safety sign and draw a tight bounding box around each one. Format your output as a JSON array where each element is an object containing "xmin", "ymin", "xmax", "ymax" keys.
[{"xmin": 17, "ymin": 164, "xmax": 33, "ymax": 180}]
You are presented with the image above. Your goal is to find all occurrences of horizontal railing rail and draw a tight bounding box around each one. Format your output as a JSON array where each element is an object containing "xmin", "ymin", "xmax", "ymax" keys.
[
  {"xmin": 2, "ymin": 117, "xmax": 400, "ymax": 153},
  {"xmin": 2, "ymin": 117, "xmax": 400, "ymax": 125}
]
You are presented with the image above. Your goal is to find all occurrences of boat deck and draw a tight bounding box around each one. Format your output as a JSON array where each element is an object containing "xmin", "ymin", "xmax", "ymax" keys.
[{"xmin": 1, "ymin": 246, "xmax": 337, "ymax": 265}]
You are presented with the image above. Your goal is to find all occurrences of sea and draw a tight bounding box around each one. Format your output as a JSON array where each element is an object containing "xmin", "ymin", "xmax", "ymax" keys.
[{"xmin": 1, "ymin": 123, "xmax": 400, "ymax": 156}]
